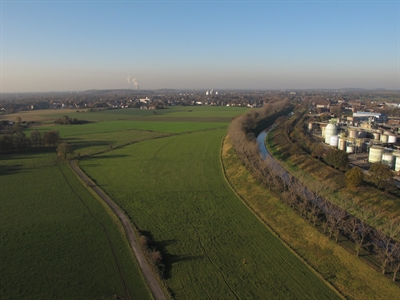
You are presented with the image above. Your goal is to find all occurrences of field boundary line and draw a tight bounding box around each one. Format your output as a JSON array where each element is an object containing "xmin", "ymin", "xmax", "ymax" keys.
[
  {"xmin": 68, "ymin": 160, "xmax": 168, "ymax": 300},
  {"xmin": 58, "ymin": 164, "xmax": 131, "ymax": 300},
  {"xmin": 219, "ymin": 134, "xmax": 345, "ymax": 300}
]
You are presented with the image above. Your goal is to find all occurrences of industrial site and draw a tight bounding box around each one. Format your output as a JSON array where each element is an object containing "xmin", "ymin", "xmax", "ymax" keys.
[{"xmin": 309, "ymin": 110, "xmax": 400, "ymax": 173}]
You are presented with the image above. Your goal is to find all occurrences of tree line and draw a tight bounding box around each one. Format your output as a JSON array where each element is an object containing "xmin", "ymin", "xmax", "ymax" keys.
[
  {"xmin": 228, "ymin": 101, "xmax": 400, "ymax": 281},
  {"xmin": 0, "ymin": 124, "xmax": 74, "ymax": 161}
]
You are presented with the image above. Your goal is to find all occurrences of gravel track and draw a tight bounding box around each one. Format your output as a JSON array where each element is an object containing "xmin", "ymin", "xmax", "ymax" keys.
[{"xmin": 69, "ymin": 160, "xmax": 167, "ymax": 300}]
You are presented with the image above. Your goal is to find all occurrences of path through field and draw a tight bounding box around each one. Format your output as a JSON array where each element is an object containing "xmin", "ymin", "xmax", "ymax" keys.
[{"xmin": 69, "ymin": 161, "xmax": 166, "ymax": 300}]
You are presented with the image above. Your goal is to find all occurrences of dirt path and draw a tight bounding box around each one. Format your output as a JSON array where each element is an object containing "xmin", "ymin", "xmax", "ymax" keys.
[{"xmin": 69, "ymin": 160, "xmax": 167, "ymax": 300}]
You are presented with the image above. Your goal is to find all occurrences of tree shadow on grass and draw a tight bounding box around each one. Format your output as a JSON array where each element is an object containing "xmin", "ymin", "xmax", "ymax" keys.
[
  {"xmin": 139, "ymin": 230, "xmax": 203, "ymax": 279},
  {"xmin": 84, "ymin": 154, "xmax": 130, "ymax": 160},
  {"xmin": 72, "ymin": 140, "xmax": 115, "ymax": 151},
  {"xmin": 0, "ymin": 164, "xmax": 28, "ymax": 176}
]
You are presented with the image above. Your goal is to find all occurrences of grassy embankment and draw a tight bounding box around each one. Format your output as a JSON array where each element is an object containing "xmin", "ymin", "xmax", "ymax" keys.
[
  {"xmin": 0, "ymin": 152, "xmax": 151, "ymax": 300},
  {"xmin": 222, "ymin": 135, "xmax": 400, "ymax": 299},
  {"xmin": 79, "ymin": 124, "xmax": 341, "ymax": 299}
]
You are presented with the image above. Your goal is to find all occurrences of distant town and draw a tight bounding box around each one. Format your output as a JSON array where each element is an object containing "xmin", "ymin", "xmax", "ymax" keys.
[{"xmin": 1, "ymin": 88, "xmax": 399, "ymax": 114}]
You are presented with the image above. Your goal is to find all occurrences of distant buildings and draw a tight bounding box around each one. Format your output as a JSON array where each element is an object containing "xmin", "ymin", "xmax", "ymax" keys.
[{"xmin": 353, "ymin": 112, "xmax": 388, "ymax": 124}]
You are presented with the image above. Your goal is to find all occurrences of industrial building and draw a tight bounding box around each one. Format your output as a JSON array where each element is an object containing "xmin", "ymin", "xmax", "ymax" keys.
[
  {"xmin": 352, "ymin": 112, "xmax": 388, "ymax": 124},
  {"xmin": 311, "ymin": 118, "xmax": 400, "ymax": 172}
]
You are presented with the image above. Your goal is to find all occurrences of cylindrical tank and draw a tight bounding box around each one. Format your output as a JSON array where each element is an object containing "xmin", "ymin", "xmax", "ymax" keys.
[
  {"xmin": 330, "ymin": 135, "xmax": 339, "ymax": 147},
  {"xmin": 358, "ymin": 130, "xmax": 367, "ymax": 138},
  {"xmin": 394, "ymin": 152, "xmax": 400, "ymax": 171},
  {"xmin": 338, "ymin": 138, "xmax": 346, "ymax": 151},
  {"xmin": 325, "ymin": 124, "xmax": 337, "ymax": 144},
  {"xmin": 348, "ymin": 129, "xmax": 357, "ymax": 138},
  {"xmin": 346, "ymin": 145, "xmax": 354, "ymax": 153},
  {"xmin": 381, "ymin": 134, "xmax": 388, "ymax": 143},
  {"xmin": 369, "ymin": 146, "xmax": 384, "ymax": 163},
  {"xmin": 373, "ymin": 132, "xmax": 380, "ymax": 140},
  {"xmin": 388, "ymin": 134, "xmax": 397, "ymax": 144},
  {"xmin": 382, "ymin": 153, "xmax": 394, "ymax": 169}
]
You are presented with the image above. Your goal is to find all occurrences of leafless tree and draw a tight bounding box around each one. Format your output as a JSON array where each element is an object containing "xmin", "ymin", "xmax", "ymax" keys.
[{"xmin": 373, "ymin": 218, "xmax": 400, "ymax": 275}]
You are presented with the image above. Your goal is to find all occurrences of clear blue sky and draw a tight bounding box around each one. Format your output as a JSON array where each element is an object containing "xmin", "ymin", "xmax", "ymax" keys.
[{"xmin": 1, "ymin": 0, "xmax": 399, "ymax": 92}]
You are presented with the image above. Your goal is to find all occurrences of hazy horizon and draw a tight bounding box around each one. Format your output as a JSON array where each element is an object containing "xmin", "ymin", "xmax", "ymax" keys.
[{"xmin": 1, "ymin": 1, "xmax": 399, "ymax": 93}]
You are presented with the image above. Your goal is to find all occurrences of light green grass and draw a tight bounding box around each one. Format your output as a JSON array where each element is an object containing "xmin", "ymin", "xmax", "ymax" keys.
[
  {"xmin": 0, "ymin": 153, "xmax": 152, "ymax": 300},
  {"xmin": 80, "ymin": 129, "xmax": 340, "ymax": 300}
]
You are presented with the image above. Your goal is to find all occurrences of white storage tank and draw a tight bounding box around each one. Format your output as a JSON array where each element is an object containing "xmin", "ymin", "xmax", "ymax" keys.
[
  {"xmin": 346, "ymin": 145, "xmax": 354, "ymax": 153},
  {"xmin": 325, "ymin": 123, "xmax": 338, "ymax": 144},
  {"xmin": 394, "ymin": 152, "xmax": 400, "ymax": 171},
  {"xmin": 369, "ymin": 146, "xmax": 384, "ymax": 163},
  {"xmin": 388, "ymin": 134, "xmax": 397, "ymax": 144},
  {"xmin": 348, "ymin": 129, "xmax": 357, "ymax": 138},
  {"xmin": 373, "ymin": 132, "xmax": 380, "ymax": 140},
  {"xmin": 380, "ymin": 134, "xmax": 388, "ymax": 143},
  {"xmin": 308, "ymin": 122, "xmax": 313, "ymax": 131},
  {"xmin": 382, "ymin": 153, "xmax": 395, "ymax": 169},
  {"xmin": 338, "ymin": 138, "xmax": 346, "ymax": 151},
  {"xmin": 330, "ymin": 135, "xmax": 339, "ymax": 147}
]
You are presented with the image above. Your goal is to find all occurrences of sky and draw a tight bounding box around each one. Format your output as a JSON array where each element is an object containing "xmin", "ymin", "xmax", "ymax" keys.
[{"xmin": 1, "ymin": 0, "xmax": 399, "ymax": 92}]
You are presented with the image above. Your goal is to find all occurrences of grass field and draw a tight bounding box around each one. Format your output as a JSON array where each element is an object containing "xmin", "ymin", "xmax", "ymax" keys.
[
  {"xmin": 79, "ymin": 129, "xmax": 340, "ymax": 299},
  {"xmin": 0, "ymin": 153, "xmax": 152, "ymax": 300},
  {"xmin": 3, "ymin": 106, "xmax": 248, "ymax": 123}
]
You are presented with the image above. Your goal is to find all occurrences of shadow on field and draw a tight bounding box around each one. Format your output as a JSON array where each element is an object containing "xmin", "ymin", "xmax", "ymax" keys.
[
  {"xmin": 140, "ymin": 230, "xmax": 203, "ymax": 279},
  {"xmin": 81, "ymin": 154, "xmax": 129, "ymax": 161},
  {"xmin": 0, "ymin": 164, "xmax": 26, "ymax": 176},
  {"xmin": 72, "ymin": 140, "xmax": 115, "ymax": 151}
]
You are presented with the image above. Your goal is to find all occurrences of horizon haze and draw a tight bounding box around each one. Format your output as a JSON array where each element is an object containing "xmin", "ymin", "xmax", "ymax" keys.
[{"xmin": 1, "ymin": 0, "xmax": 399, "ymax": 93}]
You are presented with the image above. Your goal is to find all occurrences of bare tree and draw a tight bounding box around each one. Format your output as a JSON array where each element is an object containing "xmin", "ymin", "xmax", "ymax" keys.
[
  {"xmin": 373, "ymin": 218, "xmax": 400, "ymax": 275},
  {"xmin": 390, "ymin": 242, "xmax": 400, "ymax": 281},
  {"xmin": 325, "ymin": 201, "xmax": 347, "ymax": 242}
]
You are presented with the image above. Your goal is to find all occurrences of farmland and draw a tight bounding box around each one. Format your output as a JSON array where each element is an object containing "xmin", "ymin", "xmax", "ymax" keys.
[
  {"xmin": 0, "ymin": 153, "xmax": 151, "ymax": 299},
  {"xmin": 79, "ymin": 128, "xmax": 340, "ymax": 299},
  {"xmin": 2, "ymin": 105, "xmax": 341, "ymax": 299}
]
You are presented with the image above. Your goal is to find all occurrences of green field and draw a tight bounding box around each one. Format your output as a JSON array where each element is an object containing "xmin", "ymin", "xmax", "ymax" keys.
[
  {"xmin": 6, "ymin": 106, "xmax": 248, "ymax": 123},
  {"xmin": 79, "ymin": 129, "xmax": 340, "ymax": 299},
  {"xmin": 0, "ymin": 153, "xmax": 152, "ymax": 299},
  {"xmin": 2, "ymin": 106, "xmax": 342, "ymax": 299}
]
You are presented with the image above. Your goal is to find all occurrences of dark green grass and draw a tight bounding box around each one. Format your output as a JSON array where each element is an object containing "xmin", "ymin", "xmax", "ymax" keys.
[
  {"xmin": 11, "ymin": 106, "xmax": 248, "ymax": 123},
  {"xmin": 26, "ymin": 120, "xmax": 228, "ymax": 136},
  {"xmin": 80, "ymin": 129, "xmax": 340, "ymax": 299},
  {"xmin": 0, "ymin": 154, "xmax": 151, "ymax": 300},
  {"xmin": 152, "ymin": 106, "xmax": 249, "ymax": 118}
]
